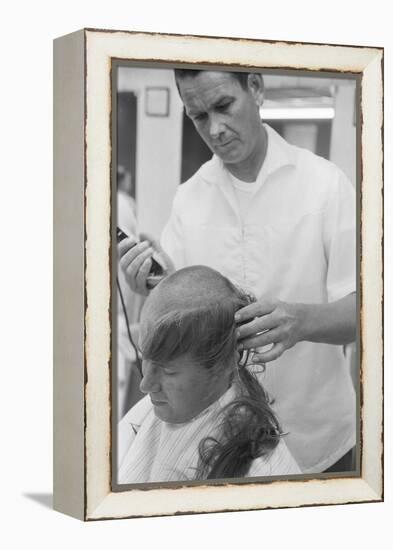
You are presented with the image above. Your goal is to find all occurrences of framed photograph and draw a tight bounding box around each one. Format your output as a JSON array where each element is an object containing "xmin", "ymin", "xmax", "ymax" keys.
[
  {"xmin": 145, "ymin": 86, "xmax": 170, "ymax": 116},
  {"xmin": 53, "ymin": 28, "xmax": 383, "ymax": 521}
]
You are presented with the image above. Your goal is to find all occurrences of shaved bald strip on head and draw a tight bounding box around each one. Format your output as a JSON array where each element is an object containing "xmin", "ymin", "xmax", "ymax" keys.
[
  {"xmin": 139, "ymin": 266, "xmax": 255, "ymax": 371},
  {"xmin": 142, "ymin": 265, "xmax": 240, "ymax": 318}
]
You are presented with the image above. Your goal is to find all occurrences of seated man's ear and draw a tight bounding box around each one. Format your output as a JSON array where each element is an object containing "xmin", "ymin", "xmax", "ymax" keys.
[{"xmin": 247, "ymin": 73, "xmax": 264, "ymax": 107}]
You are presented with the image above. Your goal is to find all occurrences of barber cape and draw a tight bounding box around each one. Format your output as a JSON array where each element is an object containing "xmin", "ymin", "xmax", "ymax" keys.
[{"xmin": 118, "ymin": 385, "xmax": 301, "ymax": 483}]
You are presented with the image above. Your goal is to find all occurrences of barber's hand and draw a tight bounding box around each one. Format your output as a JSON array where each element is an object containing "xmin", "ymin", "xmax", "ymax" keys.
[
  {"xmin": 118, "ymin": 232, "xmax": 175, "ymax": 296},
  {"xmin": 235, "ymin": 298, "xmax": 305, "ymax": 363}
]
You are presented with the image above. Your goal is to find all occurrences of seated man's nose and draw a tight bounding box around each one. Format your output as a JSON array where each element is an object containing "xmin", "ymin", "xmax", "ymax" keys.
[{"xmin": 139, "ymin": 372, "xmax": 160, "ymax": 394}]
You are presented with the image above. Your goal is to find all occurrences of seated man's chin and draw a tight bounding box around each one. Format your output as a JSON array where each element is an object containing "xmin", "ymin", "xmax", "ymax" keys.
[
  {"xmin": 152, "ymin": 403, "xmax": 170, "ymax": 420},
  {"xmin": 153, "ymin": 405, "xmax": 187, "ymax": 424}
]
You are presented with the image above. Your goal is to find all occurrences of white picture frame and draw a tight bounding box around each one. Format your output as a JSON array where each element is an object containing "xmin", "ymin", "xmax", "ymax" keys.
[{"xmin": 53, "ymin": 28, "xmax": 383, "ymax": 521}]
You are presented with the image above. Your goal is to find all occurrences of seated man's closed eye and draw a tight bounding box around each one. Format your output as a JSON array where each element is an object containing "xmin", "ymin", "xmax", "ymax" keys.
[{"xmin": 118, "ymin": 265, "xmax": 301, "ymax": 483}]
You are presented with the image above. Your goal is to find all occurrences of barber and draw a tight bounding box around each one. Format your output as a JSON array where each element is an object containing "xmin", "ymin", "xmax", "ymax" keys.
[{"xmin": 118, "ymin": 69, "xmax": 356, "ymax": 474}]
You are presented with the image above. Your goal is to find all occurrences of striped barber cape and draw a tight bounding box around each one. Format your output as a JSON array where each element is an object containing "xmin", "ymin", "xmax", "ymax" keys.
[{"xmin": 118, "ymin": 385, "xmax": 301, "ymax": 483}]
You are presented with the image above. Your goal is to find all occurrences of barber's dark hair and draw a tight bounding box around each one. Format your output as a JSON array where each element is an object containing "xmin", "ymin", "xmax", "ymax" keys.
[
  {"xmin": 174, "ymin": 68, "xmax": 250, "ymax": 91},
  {"xmin": 140, "ymin": 266, "xmax": 281, "ymax": 480}
]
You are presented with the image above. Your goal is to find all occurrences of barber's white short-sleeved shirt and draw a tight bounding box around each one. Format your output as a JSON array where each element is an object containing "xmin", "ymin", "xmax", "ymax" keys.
[{"xmin": 161, "ymin": 124, "xmax": 356, "ymax": 473}]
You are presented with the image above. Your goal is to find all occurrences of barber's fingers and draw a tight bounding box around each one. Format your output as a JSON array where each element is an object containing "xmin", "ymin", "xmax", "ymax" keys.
[
  {"xmin": 126, "ymin": 245, "xmax": 153, "ymax": 280},
  {"xmin": 237, "ymin": 313, "xmax": 277, "ymax": 340},
  {"xmin": 252, "ymin": 343, "xmax": 285, "ymax": 363},
  {"xmin": 119, "ymin": 242, "xmax": 153, "ymax": 295},
  {"xmin": 119, "ymin": 239, "xmax": 148, "ymax": 269},
  {"xmin": 135, "ymin": 256, "xmax": 152, "ymax": 292},
  {"xmin": 120, "ymin": 241, "xmax": 152, "ymax": 275},
  {"xmin": 238, "ymin": 327, "xmax": 282, "ymax": 350},
  {"xmin": 235, "ymin": 299, "xmax": 277, "ymax": 323},
  {"xmin": 139, "ymin": 232, "xmax": 175, "ymax": 274},
  {"xmin": 118, "ymin": 235, "xmax": 138, "ymax": 258}
]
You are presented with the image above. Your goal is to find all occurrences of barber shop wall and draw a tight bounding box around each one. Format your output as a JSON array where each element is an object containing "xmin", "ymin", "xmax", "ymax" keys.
[
  {"xmin": 118, "ymin": 67, "xmax": 184, "ymax": 238},
  {"xmin": 330, "ymin": 81, "xmax": 357, "ymax": 186}
]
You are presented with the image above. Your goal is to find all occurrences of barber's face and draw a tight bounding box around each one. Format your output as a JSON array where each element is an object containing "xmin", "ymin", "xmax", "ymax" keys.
[
  {"xmin": 178, "ymin": 71, "xmax": 264, "ymax": 167},
  {"xmin": 139, "ymin": 353, "xmax": 219, "ymax": 423}
]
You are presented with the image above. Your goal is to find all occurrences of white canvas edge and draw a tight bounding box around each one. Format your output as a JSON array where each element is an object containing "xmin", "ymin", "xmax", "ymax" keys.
[{"xmin": 83, "ymin": 29, "xmax": 383, "ymax": 520}]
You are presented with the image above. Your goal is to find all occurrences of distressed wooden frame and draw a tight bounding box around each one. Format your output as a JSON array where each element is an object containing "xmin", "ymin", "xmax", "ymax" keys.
[{"xmin": 53, "ymin": 28, "xmax": 383, "ymax": 521}]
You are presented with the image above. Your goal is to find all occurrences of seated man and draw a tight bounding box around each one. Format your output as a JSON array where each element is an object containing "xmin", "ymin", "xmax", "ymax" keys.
[{"xmin": 118, "ymin": 265, "xmax": 300, "ymax": 483}]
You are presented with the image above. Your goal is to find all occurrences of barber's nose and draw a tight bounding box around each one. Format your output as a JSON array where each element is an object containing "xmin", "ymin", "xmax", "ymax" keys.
[
  {"xmin": 209, "ymin": 115, "xmax": 225, "ymax": 139},
  {"xmin": 139, "ymin": 362, "xmax": 161, "ymax": 394}
]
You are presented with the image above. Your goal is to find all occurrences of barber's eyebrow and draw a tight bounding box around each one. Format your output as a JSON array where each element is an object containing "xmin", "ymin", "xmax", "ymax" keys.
[
  {"xmin": 213, "ymin": 95, "xmax": 234, "ymax": 105},
  {"xmin": 187, "ymin": 95, "xmax": 234, "ymax": 118}
]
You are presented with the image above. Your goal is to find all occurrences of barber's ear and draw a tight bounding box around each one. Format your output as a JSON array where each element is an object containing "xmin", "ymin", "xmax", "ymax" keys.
[{"xmin": 247, "ymin": 73, "xmax": 264, "ymax": 107}]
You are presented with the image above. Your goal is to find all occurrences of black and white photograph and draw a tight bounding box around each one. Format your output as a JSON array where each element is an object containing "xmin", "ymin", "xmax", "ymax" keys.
[
  {"xmin": 114, "ymin": 64, "xmax": 359, "ymax": 486},
  {"xmin": 52, "ymin": 28, "xmax": 383, "ymax": 521}
]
